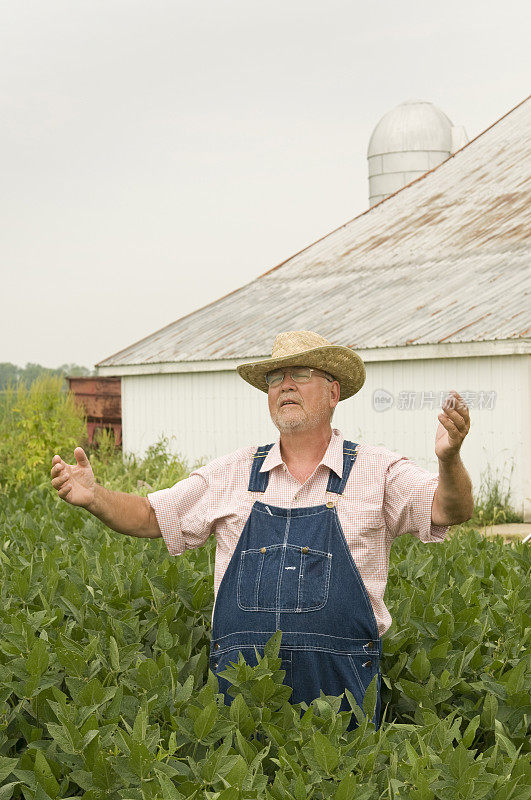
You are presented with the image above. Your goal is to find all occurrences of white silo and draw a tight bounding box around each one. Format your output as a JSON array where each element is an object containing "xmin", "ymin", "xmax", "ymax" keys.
[{"xmin": 367, "ymin": 100, "xmax": 468, "ymax": 206}]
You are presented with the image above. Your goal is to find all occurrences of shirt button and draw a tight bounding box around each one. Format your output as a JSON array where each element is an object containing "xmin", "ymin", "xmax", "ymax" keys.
[
  {"xmin": 260, "ymin": 547, "xmax": 266, "ymax": 553},
  {"xmin": 214, "ymin": 662, "xmax": 218, "ymax": 669},
  {"xmin": 366, "ymin": 641, "xmax": 374, "ymax": 649},
  {"xmin": 214, "ymin": 643, "xmax": 219, "ymax": 650},
  {"xmin": 301, "ymin": 546, "xmax": 309, "ymax": 554},
  {"xmin": 326, "ymin": 501, "xmax": 334, "ymax": 508},
  {"xmin": 362, "ymin": 660, "xmax": 372, "ymax": 668}
]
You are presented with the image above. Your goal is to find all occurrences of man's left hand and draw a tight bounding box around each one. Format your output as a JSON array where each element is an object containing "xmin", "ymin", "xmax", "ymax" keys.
[{"xmin": 435, "ymin": 390, "xmax": 470, "ymax": 462}]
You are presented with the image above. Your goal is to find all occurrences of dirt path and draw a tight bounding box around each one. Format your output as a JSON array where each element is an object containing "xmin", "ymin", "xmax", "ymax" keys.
[{"xmin": 466, "ymin": 523, "xmax": 531, "ymax": 543}]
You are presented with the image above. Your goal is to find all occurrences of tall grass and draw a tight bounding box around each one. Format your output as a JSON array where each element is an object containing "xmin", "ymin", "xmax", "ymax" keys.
[
  {"xmin": 86, "ymin": 427, "xmax": 204, "ymax": 494},
  {"xmin": 470, "ymin": 462, "xmax": 523, "ymax": 526}
]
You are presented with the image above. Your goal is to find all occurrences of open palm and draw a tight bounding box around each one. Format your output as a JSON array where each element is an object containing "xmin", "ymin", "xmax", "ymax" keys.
[{"xmin": 50, "ymin": 447, "xmax": 96, "ymax": 508}]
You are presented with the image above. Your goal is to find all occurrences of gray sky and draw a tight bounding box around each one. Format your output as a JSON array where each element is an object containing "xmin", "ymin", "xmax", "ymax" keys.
[{"xmin": 2, "ymin": 0, "xmax": 529, "ymax": 369}]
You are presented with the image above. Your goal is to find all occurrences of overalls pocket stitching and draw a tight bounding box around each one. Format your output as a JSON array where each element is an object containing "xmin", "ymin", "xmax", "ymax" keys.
[
  {"xmin": 253, "ymin": 505, "xmax": 328, "ymax": 518},
  {"xmin": 348, "ymin": 655, "xmax": 367, "ymax": 699}
]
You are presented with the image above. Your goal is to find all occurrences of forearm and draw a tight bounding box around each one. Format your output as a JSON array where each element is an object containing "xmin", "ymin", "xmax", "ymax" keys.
[
  {"xmin": 86, "ymin": 484, "xmax": 161, "ymax": 538},
  {"xmin": 431, "ymin": 455, "xmax": 474, "ymax": 526}
]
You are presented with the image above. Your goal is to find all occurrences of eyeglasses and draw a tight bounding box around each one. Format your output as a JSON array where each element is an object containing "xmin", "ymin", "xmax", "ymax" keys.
[{"xmin": 265, "ymin": 367, "xmax": 334, "ymax": 387}]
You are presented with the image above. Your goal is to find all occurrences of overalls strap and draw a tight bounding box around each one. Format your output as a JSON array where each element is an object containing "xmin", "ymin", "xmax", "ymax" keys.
[
  {"xmin": 325, "ymin": 440, "xmax": 359, "ymax": 495},
  {"xmin": 248, "ymin": 440, "xmax": 359, "ymax": 495},
  {"xmin": 248, "ymin": 443, "xmax": 275, "ymax": 492}
]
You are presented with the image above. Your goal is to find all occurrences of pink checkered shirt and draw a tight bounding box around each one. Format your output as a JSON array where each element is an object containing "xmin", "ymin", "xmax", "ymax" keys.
[{"xmin": 148, "ymin": 428, "xmax": 448, "ymax": 636}]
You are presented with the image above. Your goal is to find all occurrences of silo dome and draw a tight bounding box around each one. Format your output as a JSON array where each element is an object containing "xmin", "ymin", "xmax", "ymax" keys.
[{"xmin": 367, "ymin": 100, "xmax": 468, "ymax": 206}]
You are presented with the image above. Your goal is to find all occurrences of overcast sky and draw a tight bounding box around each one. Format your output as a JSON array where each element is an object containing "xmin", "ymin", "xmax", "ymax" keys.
[{"xmin": 2, "ymin": 0, "xmax": 529, "ymax": 369}]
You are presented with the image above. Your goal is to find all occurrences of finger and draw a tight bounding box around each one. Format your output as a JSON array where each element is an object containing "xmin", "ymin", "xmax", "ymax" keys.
[
  {"xmin": 58, "ymin": 482, "xmax": 72, "ymax": 499},
  {"xmin": 443, "ymin": 396, "xmax": 469, "ymax": 421},
  {"xmin": 441, "ymin": 405, "xmax": 467, "ymax": 432},
  {"xmin": 438, "ymin": 412, "xmax": 465, "ymax": 440},
  {"xmin": 52, "ymin": 473, "xmax": 69, "ymax": 489},
  {"xmin": 438, "ymin": 414, "xmax": 460, "ymax": 433},
  {"xmin": 444, "ymin": 390, "xmax": 469, "ymax": 412},
  {"xmin": 74, "ymin": 447, "xmax": 90, "ymax": 467},
  {"xmin": 51, "ymin": 463, "xmax": 65, "ymax": 478},
  {"xmin": 52, "ymin": 454, "xmax": 62, "ymax": 466}
]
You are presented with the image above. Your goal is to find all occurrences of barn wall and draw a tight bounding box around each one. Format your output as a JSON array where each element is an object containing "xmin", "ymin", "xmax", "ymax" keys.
[{"xmin": 121, "ymin": 354, "xmax": 530, "ymax": 520}]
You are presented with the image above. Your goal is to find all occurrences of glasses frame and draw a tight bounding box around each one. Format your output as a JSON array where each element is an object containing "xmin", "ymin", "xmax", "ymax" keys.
[{"xmin": 265, "ymin": 367, "xmax": 335, "ymax": 388}]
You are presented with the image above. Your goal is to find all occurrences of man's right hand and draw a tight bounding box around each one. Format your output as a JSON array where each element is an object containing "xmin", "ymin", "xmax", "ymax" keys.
[{"xmin": 51, "ymin": 447, "xmax": 96, "ymax": 508}]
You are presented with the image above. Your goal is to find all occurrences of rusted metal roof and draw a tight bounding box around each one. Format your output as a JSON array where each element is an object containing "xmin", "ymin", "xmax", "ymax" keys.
[{"xmin": 97, "ymin": 96, "xmax": 531, "ymax": 368}]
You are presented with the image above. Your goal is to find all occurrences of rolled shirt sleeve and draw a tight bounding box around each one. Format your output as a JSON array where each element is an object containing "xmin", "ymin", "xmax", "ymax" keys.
[
  {"xmin": 383, "ymin": 457, "xmax": 450, "ymax": 542},
  {"xmin": 147, "ymin": 468, "xmax": 213, "ymax": 555}
]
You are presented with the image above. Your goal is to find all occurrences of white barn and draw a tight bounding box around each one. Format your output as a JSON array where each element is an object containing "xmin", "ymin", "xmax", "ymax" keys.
[{"xmin": 97, "ymin": 97, "xmax": 531, "ymax": 521}]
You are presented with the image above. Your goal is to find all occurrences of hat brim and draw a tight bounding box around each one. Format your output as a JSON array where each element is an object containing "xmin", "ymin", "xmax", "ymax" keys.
[{"xmin": 237, "ymin": 345, "xmax": 365, "ymax": 401}]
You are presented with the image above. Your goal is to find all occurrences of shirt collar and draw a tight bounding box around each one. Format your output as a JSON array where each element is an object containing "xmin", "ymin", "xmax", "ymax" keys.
[{"xmin": 260, "ymin": 428, "xmax": 344, "ymax": 479}]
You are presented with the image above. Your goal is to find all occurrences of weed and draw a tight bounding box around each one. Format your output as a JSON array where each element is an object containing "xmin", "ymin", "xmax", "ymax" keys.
[{"xmin": 471, "ymin": 462, "xmax": 523, "ymax": 525}]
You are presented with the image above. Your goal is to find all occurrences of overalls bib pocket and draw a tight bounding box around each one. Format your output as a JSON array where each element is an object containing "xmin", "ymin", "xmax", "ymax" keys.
[{"xmin": 237, "ymin": 543, "xmax": 332, "ymax": 612}]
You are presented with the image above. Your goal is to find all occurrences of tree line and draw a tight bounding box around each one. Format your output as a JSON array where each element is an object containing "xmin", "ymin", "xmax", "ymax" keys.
[{"xmin": 0, "ymin": 362, "xmax": 95, "ymax": 391}]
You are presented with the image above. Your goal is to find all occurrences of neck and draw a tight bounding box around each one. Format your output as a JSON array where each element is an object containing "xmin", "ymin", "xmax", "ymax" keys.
[{"xmin": 279, "ymin": 424, "xmax": 333, "ymax": 467}]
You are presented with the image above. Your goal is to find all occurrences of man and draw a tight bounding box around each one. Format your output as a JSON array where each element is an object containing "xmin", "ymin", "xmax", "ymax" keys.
[{"xmin": 51, "ymin": 330, "xmax": 473, "ymax": 729}]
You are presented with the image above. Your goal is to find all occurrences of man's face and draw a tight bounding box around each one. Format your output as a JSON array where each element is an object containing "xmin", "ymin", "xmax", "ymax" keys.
[{"xmin": 267, "ymin": 365, "xmax": 340, "ymax": 434}]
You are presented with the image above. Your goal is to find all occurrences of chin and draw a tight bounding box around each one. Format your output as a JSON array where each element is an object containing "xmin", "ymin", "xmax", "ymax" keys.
[{"xmin": 272, "ymin": 413, "xmax": 315, "ymax": 434}]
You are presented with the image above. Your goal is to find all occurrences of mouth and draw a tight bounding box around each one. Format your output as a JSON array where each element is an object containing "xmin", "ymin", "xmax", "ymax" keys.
[{"xmin": 279, "ymin": 400, "xmax": 300, "ymax": 408}]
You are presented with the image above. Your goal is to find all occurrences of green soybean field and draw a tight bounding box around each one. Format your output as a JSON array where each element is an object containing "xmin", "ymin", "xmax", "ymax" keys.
[{"xmin": 0, "ymin": 476, "xmax": 529, "ymax": 800}]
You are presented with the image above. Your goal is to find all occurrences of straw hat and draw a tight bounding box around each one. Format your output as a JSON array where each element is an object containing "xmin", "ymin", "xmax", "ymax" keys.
[{"xmin": 237, "ymin": 330, "xmax": 365, "ymax": 401}]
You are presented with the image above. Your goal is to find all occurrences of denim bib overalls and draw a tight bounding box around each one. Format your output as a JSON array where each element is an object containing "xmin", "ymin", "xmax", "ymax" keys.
[{"xmin": 209, "ymin": 439, "xmax": 382, "ymax": 729}]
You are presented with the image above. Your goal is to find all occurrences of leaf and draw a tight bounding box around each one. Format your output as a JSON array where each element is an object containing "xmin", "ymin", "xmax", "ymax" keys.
[
  {"xmin": 494, "ymin": 719, "xmax": 517, "ymax": 761},
  {"xmin": 55, "ymin": 646, "xmax": 86, "ymax": 677},
  {"xmin": 34, "ymin": 750, "xmax": 60, "ymax": 799},
  {"xmin": 503, "ymin": 660, "xmax": 526, "ymax": 695},
  {"xmin": 335, "ymin": 773, "xmax": 358, "ymax": 799},
  {"xmin": 26, "ymin": 638, "xmax": 49, "ymax": 678},
  {"xmin": 448, "ymin": 742, "xmax": 471, "ymax": 780},
  {"xmin": 224, "ymin": 754, "xmax": 248, "ymax": 787},
  {"xmin": 362, "ymin": 673, "xmax": 379, "ymax": 720},
  {"xmin": 311, "ymin": 730, "xmax": 339, "ymax": 774},
  {"xmin": 193, "ymin": 701, "xmax": 218, "ymax": 740},
  {"xmin": 34, "ymin": 785, "xmax": 54, "ymax": 800},
  {"xmin": 0, "ymin": 756, "xmax": 19, "ymax": 784},
  {"xmin": 46, "ymin": 721, "xmax": 82, "ymax": 754},
  {"xmin": 156, "ymin": 769, "xmax": 184, "ymax": 799},
  {"xmin": 293, "ymin": 774, "xmax": 306, "ymax": 800},
  {"xmin": 82, "ymin": 729, "xmax": 100, "ymax": 749},
  {"xmin": 201, "ymin": 737, "xmax": 233, "ymax": 782},
  {"xmin": 410, "ymin": 649, "xmax": 431, "ymax": 682},
  {"xmin": 109, "ymin": 636, "xmax": 120, "ymax": 671},
  {"xmin": 344, "ymin": 688, "xmax": 365, "ymax": 725},
  {"xmin": 230, "ymin": 693, "xmax": 255, "ymax": 738},
  {"xmin": 481, "ymin": 692, "xmax": 498, "ymax": 729},
  {"xmin": 175, "ymin": 675, "xmax": 194, "ymax": 705},
  {"xmin": 218, "ymin": 789, "xmax": 240, "ymax": 800},
  {"xmin": 263, "ymin": 630, "xmax": 283, "ymax": 660},
  {"xmin": 461, "ymin": 715, "xmax": 480, "ymax": 748},
  {"xmin": 92, "ymin": 750, "xmax": 120, "ymax": 790},
  {"xmin": 0, "ymin": 783, "xmax": 21, "ymax": 800},
  {"xmin": 235, "ymin": 729, "xmax": 257, "ymax": 765},
  {"xmin": 250, "ymin": 675, "xmax": 276, "ymax": 704},
  {"xmin": 157, "ymin": 619, "xmax": 174, "ymax": 650}
]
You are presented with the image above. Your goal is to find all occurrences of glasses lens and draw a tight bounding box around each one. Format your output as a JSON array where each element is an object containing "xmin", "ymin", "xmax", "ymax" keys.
[
  {"xmin": 265, "ymin": 370, "xmax": 284, "ymax": 387},
  {"xmin": 291, "ymin": 367, "xmax": 313, "ymax": 383}
]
